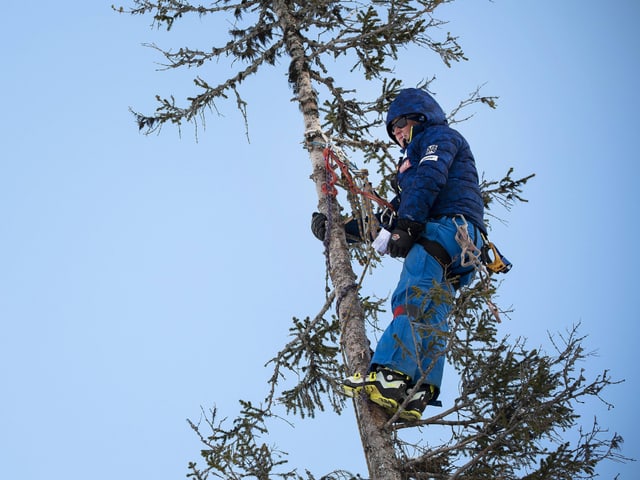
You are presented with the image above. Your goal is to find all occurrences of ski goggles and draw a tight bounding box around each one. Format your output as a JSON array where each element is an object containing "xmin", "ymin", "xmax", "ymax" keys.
[{"xmin": 391, "ymin": 114, "xmax": 424, "ymax": 130}]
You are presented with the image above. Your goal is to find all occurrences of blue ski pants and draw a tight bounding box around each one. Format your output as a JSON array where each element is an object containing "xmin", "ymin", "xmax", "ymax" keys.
[{"xmin": 371, "ymin": 216, "xmax": 483, "ymax": 389}]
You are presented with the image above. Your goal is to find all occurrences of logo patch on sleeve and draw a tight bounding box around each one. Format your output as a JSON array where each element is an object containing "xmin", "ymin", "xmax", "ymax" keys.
[{"xmin": 425, "ymin": 145, "xmax": 438, "ymax": 154}]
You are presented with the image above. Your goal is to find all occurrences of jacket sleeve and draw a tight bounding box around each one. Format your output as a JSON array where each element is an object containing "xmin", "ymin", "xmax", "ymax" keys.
[{"xmin": 396, "ymin": 128, "xmax": 460, "ymax": 224}]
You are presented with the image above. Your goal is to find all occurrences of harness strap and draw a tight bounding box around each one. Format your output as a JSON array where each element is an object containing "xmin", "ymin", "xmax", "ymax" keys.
[
  {"xmin": 415, "ymin": 237, "xmax": 452, "ymax": 268},
  {"xmin": 414, "ymin": 236, "xmax": 470, "ymax": 290},
  {"xmin": 416, "ymin": 237, "xmax": 452, "ymax": 268}
]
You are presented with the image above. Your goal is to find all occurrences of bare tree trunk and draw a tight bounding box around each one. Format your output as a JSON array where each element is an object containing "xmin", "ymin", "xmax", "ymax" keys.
[{"xmin": 272, "ymin": 3, "xmax": 400, "ymax": 479}]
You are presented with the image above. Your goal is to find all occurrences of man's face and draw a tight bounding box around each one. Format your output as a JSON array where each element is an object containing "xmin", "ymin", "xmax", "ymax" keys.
[{"xmin": 391, "ymin": 116, "xmax": 419, "ymax": 147}]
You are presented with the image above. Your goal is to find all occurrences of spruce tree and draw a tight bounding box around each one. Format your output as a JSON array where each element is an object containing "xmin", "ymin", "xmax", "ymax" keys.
[{"xmin": 116, "ymin": 1, "xmax": 629, "ymax": 478}]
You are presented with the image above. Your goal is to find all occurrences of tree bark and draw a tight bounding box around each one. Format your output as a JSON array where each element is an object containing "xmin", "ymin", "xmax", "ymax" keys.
[{"xmin": 272, "ymin": 2, "xmax": 401, "ymax": 478}]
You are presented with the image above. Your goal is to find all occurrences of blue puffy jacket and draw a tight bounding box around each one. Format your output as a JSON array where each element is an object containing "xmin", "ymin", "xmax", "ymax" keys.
[{"xmin": 386, "ymin": 88, "xmax": 486, "ymax": 234}]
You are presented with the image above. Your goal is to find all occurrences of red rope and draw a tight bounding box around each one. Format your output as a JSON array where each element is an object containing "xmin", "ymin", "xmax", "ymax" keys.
[
  {"xmin": 321, "ymin": 147, "xmax": 339, "ymax": 196},
  {"xmin": 321, "ymin": 147, "xmax": 394, "ymax": 211}
]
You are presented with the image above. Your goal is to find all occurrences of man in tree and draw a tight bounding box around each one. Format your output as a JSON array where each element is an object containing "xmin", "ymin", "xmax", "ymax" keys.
[{"xmin": 313, "ymin": 87, "xmax": 487, "ymax": 421}]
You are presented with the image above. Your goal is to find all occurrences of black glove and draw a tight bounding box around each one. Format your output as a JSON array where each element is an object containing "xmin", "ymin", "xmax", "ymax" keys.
[
  {"xmin": 388, "ymin": 219, "xmax": 424, "ymax": 258},
  {"xmin": 311, "ymin": 212, "xmax": 327, "ymax": 241}
]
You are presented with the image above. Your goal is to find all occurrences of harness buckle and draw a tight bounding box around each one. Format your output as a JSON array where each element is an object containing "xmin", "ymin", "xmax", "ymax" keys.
[{"xmin": 481, "ymin": 241, "xmax": 512, "ymax": 274}]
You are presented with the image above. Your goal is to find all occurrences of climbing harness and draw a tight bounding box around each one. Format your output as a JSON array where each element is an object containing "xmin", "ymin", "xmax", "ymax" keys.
[
  {"xmin": 321, "ymin": 145, "xmax": 513, "ymax": 276},
  {"xmin": 448, "ymin": 217, "xmax": 500, "ymax": 322},
  {"xmin": 450, "ymin": 215, "xmax": 512, "ymax": 275},
  {"xmin": 318, "ymin": 142, "xmax": 511, "ymax": 325}
]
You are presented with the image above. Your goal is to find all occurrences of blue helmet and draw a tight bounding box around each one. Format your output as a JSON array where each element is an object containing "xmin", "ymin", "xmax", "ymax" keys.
[{"xmin": 385, "ymin": 88, "xmax": 447, "ymax": 142}]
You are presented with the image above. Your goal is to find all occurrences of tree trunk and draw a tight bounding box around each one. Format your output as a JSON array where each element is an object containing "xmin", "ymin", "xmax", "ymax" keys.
[{"xmin": 272, "ymin": 2, "xmax": 400, "ymax": 479}]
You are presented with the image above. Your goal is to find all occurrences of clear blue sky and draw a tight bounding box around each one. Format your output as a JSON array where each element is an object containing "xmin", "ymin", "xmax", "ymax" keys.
[{"xmin": 1, "ymin": 1, "xmax": 638, "ymax": 478}]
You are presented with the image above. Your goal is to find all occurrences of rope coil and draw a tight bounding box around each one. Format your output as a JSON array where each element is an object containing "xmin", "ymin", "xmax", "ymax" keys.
[
  {"xmin": 452, "ymin": 215, "xmax": 483, "ymax": 269},
  {"xmin": 322, "ymin": 146, "xmax": 394, "ymax": 211},
  {"xmin": 322, "ymin": 146, "xmax": 394, "ymax": 243}
]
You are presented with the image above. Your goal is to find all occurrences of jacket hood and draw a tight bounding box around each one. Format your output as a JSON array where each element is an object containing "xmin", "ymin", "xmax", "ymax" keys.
[{"xmin": 385, "ymin": 88, "xmax": 447, "ymax": 142}]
